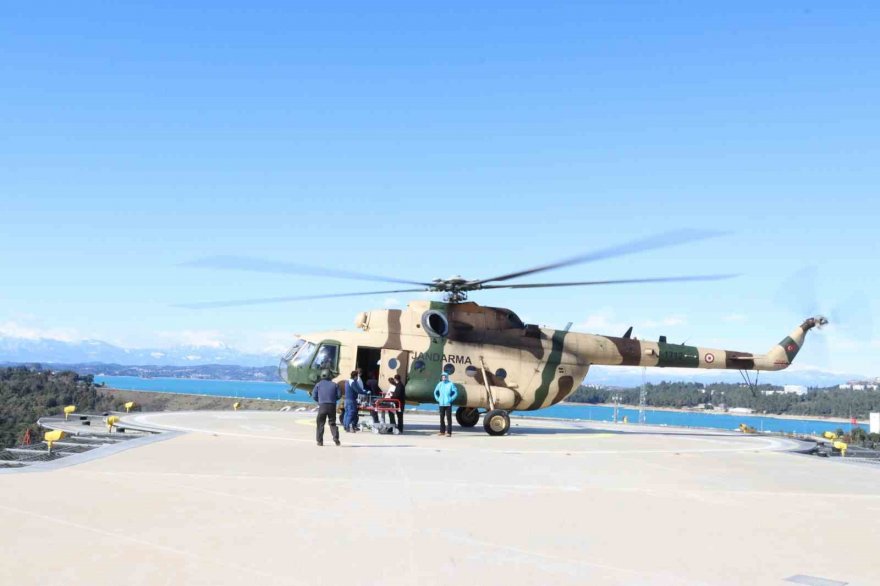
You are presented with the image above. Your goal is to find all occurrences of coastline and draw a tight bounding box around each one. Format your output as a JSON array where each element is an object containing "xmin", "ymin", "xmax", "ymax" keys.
[
  {"xmin": 567, "ymin": 401, "xmax": 864, "ymax": 425},
  {"xmin": 101, "ymin": 385, "xmax": 865, "ymax": 427},
  {"xmin": 99, "ymin": 387, "xmax": 309, "ymax": 411}
]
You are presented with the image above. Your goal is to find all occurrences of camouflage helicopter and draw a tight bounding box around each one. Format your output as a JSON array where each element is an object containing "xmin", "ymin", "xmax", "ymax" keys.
[{"xmin": 186, "ymin": 230, "xmax": 826, "ymax": 436}]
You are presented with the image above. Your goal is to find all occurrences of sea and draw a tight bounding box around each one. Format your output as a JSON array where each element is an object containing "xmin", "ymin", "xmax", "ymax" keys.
[{"xmin": 95, "ymin": 375, "xmax": 867, "ymax": 436}]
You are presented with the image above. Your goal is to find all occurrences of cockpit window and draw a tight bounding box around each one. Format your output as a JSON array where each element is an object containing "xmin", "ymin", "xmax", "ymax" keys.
[
  {"xmin": 506, "ymin": 311, "xmax": 525, "ymax": 329},
  {"xmin": 311, "ymin": 344, "xmax": 338, "ymax": 370},
  {"xmin": 291, "ymin": 341, "xmax": 317, "ymax": 367},
  {"xmin": 282, "ymin": 339, "xmax": 305, "ymax": 362}
]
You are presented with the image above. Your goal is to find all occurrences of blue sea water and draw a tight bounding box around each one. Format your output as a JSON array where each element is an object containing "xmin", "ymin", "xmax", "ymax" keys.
[{"xmin": 95, "ymin": 376, "xmax": 866, "ymax": 436}]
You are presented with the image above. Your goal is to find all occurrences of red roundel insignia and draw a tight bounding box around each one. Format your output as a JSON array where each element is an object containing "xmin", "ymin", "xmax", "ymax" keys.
[
  {"xmin": 705, "ymin": 353, "xmax": 715, "ymax": 363},
  {"xmin": 786, "ymin": 344, "xmax": 797, "ymax": 352}
]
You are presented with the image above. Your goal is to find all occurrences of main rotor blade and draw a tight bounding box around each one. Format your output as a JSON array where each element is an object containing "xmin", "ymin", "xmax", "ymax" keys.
[
  {"xmin": 176, "ymin": 288, "xmax": 428, "ymax": 309},
  {"xmin": 183, "ymin": 255, "xmax": 433, "ymax": 287},
  {"xmin": 469, "ymin": 229, "xmax": 726, "ymax": 287},
  {"xmin": 479, "ymin": 274, "xmax": 737, "ymax": 290}
]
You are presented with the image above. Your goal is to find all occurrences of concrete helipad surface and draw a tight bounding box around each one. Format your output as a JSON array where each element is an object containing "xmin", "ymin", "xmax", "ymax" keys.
[{"xmin": 1, "ymin": 411, "xmax": 878, "ymax": 586}]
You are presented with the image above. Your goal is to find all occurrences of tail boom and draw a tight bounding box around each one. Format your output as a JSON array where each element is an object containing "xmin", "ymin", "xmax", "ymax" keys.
[{"xmin": 571, "ymin": 316, "xmax": 826, "ymax": 372}]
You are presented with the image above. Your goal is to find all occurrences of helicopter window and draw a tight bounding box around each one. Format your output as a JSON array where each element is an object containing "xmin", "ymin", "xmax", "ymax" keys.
[
  {"xmin": 443, "ymin": 364, "xmax": 455, "ymax": 375},
  {"xmin": 465, "ymin": 365, "xmax": 478, "ymax": 377},
  {"xmin": 413, "ymin": 360, "xmax": 426, "ymax": 372},
  {"xmin": 506, "ymin": 312, "xmax": 525, "ymax": 329},
  {"xmin": 421, "ymin": 310, "xmax": 449, "ymax": 337},
  {"xmin": 495, "ymin": 368, "xmax": 507, "ymax": 380},
  {"xmin": 281, "ymin": 339, "xmax": 305, "ymax": 362},
  {"xmin": 291, "ymin": 342, "xmax": 317, "ymax": 368},
  {"xmin": 388, "ymin": 358, "xmax": 399, "ymax": 370},
  {"xmin": 311, "ymin": 344, "xmax": 338, "ymax": 370}
]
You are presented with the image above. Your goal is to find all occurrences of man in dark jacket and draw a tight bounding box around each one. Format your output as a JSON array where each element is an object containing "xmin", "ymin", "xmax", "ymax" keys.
[
  {"xmin": 343, "ymin": 370, "xmax": 364, "ymax": 432},
  {"xmin": 364, "ymin": 373, "xmax": 381, "ymax": 425},
  {"xmin": 312, "ymin": 369, "xmax": 341, "ymax": 446},
  {"xmin": 392, "ymin": 375, "xmax": 406, "ymax": 433}
]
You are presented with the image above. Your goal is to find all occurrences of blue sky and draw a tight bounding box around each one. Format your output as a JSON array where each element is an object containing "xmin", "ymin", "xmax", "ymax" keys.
[{"xmin": 1, "ymin": 2, "xmax": 877, "ymax": 376}]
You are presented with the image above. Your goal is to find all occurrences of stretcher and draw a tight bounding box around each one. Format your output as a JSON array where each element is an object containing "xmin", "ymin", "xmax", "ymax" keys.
[{"xmin": 359, "ymin": 398, "xmax": 402, "ymax": 434}]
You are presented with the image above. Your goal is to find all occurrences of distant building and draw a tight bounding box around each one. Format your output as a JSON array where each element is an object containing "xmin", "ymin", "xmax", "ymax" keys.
[
  {"xmin": 871, "ymin": 413, "xmax": 880, "ymax": 434},
  {"xmin": 838, "ymin": 380, "xmax": 878, "ymax": 390},
  {"xmin": 729, "ymin": 407, "xmax": 754, "ymax": 415},
  {"xmin": 764, "ymin": 385, "xmax": 808, "ymax": 396}
]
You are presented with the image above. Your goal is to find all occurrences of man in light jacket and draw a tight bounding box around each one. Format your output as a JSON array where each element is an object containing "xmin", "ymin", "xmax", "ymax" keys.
[{"xmin": 433, "ymin": 372, "xmax": 458, "ymax": 437}]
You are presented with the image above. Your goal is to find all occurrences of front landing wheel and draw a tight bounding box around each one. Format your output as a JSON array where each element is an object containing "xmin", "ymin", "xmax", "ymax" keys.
[
  {"xmin": 483, "ymin": 409, "xmax": 510, "ymax": 436},
  {"xmin": 455, "ymin": 407, "xmax": 481, "ymax": 428}
]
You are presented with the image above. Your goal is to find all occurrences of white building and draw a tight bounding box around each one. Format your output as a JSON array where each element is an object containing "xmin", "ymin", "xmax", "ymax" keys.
[
  {"xmin": 729, "ymin": 407, "xmax": 754, "ymax": 415},
  {"xmin": 838, "ymin": 380, "xmax": 878, "ymax": 390},
  {"xmin": 764, "ymin": 385, "xmax": 808, "ymax": 396},
  {"xmin": 871, "ymin": 413, "xmax": 879, "ymax": 435}
]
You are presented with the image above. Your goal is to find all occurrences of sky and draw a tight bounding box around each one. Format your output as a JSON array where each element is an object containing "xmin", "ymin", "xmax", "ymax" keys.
[{"xmin": 1, "ymin": 2, "xmax": 878, "ymax": 376}]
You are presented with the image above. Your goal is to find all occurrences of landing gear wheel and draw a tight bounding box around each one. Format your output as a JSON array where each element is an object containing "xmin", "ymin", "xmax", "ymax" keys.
[
  {"xmin": 483, "ymin": 409, "xmax": 510, "ymax": 436},
  {"xmin": 455, "ymin": 407, "xmax": 480, "ymax": 428}
]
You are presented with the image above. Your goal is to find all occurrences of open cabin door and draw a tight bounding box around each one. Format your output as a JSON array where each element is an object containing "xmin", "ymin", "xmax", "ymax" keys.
[{"xmin": 380, "ymin": 349, "xmax": 409, "ymax": 384}]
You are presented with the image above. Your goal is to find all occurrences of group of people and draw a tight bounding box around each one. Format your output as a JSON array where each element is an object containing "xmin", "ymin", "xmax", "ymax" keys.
[
  {"xmin": 311, "ymin": 368, "xmax": 406, "ymax": 446},
  {"xmin": 312, "ymin": 369, "xmax": 460, "ymax": 446},
  {"xmin": 342, "ymin": 369, "xmax": 406, "ymax": 433}
]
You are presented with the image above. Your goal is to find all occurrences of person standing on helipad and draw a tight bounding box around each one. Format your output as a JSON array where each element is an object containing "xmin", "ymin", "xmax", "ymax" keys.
[
  {"xmin": 312, "ymin": 369, "xmax": 341, "ymax": 446},
  {"xmin": 433, "ymin": 373, "xmax": 458, "ymax": 437}
]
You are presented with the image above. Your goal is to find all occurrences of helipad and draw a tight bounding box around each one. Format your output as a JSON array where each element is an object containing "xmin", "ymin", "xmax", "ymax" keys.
[{"xmin": 1, "ymin": 410, "xmax": 877, "ymax": 585}]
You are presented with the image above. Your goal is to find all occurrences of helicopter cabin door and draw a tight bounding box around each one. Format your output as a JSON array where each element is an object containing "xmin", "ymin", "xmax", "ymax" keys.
[
  {"xmin": 355, "ymin": 347, "xmax": 382, "ymax": 379},
  {"xmin": 380, "ymin": 349, "xmax": 409, "ymax": 385}
]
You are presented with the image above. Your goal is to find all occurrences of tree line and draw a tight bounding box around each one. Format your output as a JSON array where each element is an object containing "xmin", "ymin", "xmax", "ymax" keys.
[
  {"xmin": 566, "ymin": 381, "xmax": 880, "ymax": 419},
  {"xmin": 0, "ymin": 366, "xmax": 123, "ymax": 448}
]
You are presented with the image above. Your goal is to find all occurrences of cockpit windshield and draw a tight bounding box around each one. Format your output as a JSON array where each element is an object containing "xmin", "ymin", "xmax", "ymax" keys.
[
  {"xmin": 281, "ymin": 339, "xmax": 305, "ymax": 362},
  {"xmin": 291, "ymin": 341, "xmax": 317, "ymax": 368},
  {"xmin": 278, "ymin": 339, "xmax": 307, "ymax": 383}
]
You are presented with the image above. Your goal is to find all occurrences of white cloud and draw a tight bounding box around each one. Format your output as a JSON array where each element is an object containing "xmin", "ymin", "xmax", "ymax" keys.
[
  {"xmin": 383, "ymin": 297, "xmax": 402, "ymax": 308},
  {"xmin": 236, "ymin": 330, "xmax": 298, "ymax": 355},
  {"xmin": 0, "ymin": 320, "xmax": 82, "ymax": 342},
  {"xmin": 577, "ymin": 308, "xmax": 628, "ymax": 334},
  {"xmin": 577, "ymin": 310, "xmax": 687, "ymax": 336},
  {"xmin": 642, "ymin": 315, "xmax": 686, "ymax": 328},
  {"xmin": 152, "ymin": 329, "xmax": 296, "ymax": 355},
  {"xmin": 155, "ymin": 329, "xmax": 229, "ymax": 349}
]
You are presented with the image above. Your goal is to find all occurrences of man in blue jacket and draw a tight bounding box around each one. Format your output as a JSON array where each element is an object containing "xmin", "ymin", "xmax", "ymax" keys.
[
  {"xmin": 312, "ymin": 369, "xmax": 341, "ymax": 446},
  {"xmin": 433, "ymin": 372, "xmax": 458, "ymax": 437},
  {"xmin": 343, "ymin": 370, "xmax": 364, "ymax": 432}
]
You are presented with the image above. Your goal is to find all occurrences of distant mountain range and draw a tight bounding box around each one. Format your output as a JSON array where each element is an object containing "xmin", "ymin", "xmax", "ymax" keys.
[
  {"xmin": 0, "ymin": 336, "xmax": 277, "ymax": 368},
  {"xmin": 0, "ymin": 335, "xmax": 865, "ymax": 388}
]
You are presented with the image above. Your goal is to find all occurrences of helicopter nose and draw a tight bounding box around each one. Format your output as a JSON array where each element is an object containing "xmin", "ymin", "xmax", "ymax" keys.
[{"xmin": 278, "ymin": 338, "xmax": 305, "ymax": 384}]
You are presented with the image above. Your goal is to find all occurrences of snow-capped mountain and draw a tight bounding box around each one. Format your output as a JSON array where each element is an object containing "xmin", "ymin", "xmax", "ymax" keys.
[{"xmin": 0, "ymin": 336, "xmax": 277, "ymax": 367}]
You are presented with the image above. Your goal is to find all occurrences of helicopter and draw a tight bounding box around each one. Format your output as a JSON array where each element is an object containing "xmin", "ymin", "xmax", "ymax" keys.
[{"xmin": 184, "ymin": 230, "xmax": 827, "ymax": 436}]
